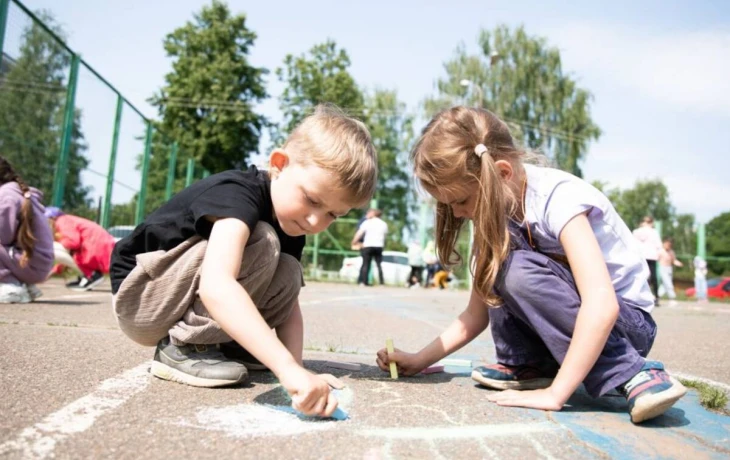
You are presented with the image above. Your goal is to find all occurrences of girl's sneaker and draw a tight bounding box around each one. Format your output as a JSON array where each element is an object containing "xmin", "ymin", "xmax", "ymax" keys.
[
  {"xmin": 26, "ymin": 284, "xmax": 43, "ymax": 301},
  {"xmin": 0, "ymin": 282, "xmax": 31, "ymax": 304},
  {"xmin": 472, "ymin": 362, "xmax": 559, "ymax": 390},
  {"xmin": 620, "ymin": 361, "xmax": 687, "ymax": 424}
]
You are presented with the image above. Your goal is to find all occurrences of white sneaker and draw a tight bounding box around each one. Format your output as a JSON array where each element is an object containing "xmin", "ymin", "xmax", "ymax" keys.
[
  {"xmin": 26, "ymin": 284, "xmax": 43, "ymax": 301},
  {"xmin": 0, "ymin": 282, "xmax": 31, "ymax": 303}
]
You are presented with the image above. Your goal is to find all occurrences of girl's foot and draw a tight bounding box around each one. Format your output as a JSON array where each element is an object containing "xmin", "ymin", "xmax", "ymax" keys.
[
  {"xmin": 472, "ymin": 362, "xmax": 558, "ymax": 390},
  {"xmin": 0, "ymin": 282, "xmax": 31, "ymax": 304},
  {"xmin": 26, "ymin": 284, "xmax": 43, "ymax": 301},
  {"xmin": 620, "ymin": 361, "xmax": 687, "ymax": 423}
]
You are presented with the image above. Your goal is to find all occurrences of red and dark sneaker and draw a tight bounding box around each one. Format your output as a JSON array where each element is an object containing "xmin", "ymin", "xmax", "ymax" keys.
[
  {"xmin": 619, "ymin": 361, "xmax": 687, "ymax": 423},
  {"xmin": 471, "ymin": 362, "xmax": 558, "ymax": 390}
]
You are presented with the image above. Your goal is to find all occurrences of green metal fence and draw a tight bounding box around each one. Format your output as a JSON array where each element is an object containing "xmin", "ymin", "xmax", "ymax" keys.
[{"xmin": 0, "ymin": 0, "xmax": 209, "ymax": 229}]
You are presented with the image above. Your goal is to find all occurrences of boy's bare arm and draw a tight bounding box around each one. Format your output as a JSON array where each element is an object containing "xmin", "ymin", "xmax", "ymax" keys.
[
  {"xmin": 277, "ymin": 299, "xmax": 304, "ymax": 365},
  {"xmin": 198, "ymin": 218, "xmax": 298, "ymax": 375}
]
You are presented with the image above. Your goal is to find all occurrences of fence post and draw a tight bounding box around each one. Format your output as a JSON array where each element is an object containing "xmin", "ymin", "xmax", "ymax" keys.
[
  {"xmin": 185, "ymin": 158, "xmax": 194, "ymax": 187},
  {"xmin": 202, "ymin": 169, "xmax": 210, "ymax": 179},
  {"xmin": 100, "ymin": 94, "xmax": 124, "ymax": 228},
  {"xmin": 165, "ymin": 142, "xmax": 178, "ymax": 201},
  {"xmin": 135, "ymin": 123, "xmax": 153, "ymax": 225},
  {"xmin": 697, "ymin": 223, "xmax": 706, "ymax": 260},
  {"xmin": 52, "ymin": 53, "xmax": 80, "ymax": 207},
  {"xmin": 0, "ymin": 0, "xmax": 9, "ymax": 58}
]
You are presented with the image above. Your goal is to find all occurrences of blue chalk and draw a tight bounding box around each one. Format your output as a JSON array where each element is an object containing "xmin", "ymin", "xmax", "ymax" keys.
[{"xmin": 268, "ymin": 404, "xmax": 349, "ymax": 421}]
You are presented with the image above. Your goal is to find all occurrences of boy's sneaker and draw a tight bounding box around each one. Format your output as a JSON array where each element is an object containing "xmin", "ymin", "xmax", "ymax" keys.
[
  {"xmin": 619, "ymin": 361, "xmax": 687, "ymax": 424},
  {"xmin": 65, "ymin": 276, "xmax": 83, "ymax": 289},
  {"xmin": 472, "ymin": 362, "xmax": 558, "ymax": 390},
  {"xmin": 0, "ymin": 282, "xmax": 31, "ymax": 304},
  {"xmin": 151, "ymin": 337, "xmax": 249, "ymax": 388},
  {"xmin": 69, "ymin": 271, "xmax": 105, "ymax": 292},
  {"xmin": 220, "ymin": 341, "xmax": 269, "ymax": 371}
]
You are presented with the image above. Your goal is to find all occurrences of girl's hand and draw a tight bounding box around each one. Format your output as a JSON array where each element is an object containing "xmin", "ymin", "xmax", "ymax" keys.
[
  {"xmin": 279, "ymin": 367, "xmax": 344, "ymax": 417},
  {"xmin": 375, "ymin": 347, "xmax": 425, "ymax": 376},
  {"xmin": 486, "ymin": 387, "xmax": 564, "ymax": 411}
]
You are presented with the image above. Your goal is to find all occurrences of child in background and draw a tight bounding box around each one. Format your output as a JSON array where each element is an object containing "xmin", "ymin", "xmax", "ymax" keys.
[
  {"xmin": 0, "ymin": 155, "xmax": 54, "ymax": 303},
  {"xmin": 110, "ymin": 104, "xmax": 378, "ymax": 417},
  {"xmin": 693, "ymin": 256, "xmax": 708, "ymax": 303},
  {"xmin": 377, "ymin": 106, "xmax": 685, "ymax": 424},
  {"xmin": 657, "ymin": 238, "xmax": 682, "ymax": 306},
  {"xmin": 46, "ymin": 207, "xmax": 117, "ymax": 291}
]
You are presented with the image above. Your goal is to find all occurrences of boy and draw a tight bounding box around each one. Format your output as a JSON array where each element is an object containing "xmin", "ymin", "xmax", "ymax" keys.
[{"xmin": 111, "ymin": 105, "xmax": 377, "ymax": 417}]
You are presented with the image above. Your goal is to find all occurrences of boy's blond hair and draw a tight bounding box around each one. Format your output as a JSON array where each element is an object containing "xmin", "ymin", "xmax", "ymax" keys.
[{"xmin": 283, "ymin": 104, "xmax": 377, "ymax": 207}]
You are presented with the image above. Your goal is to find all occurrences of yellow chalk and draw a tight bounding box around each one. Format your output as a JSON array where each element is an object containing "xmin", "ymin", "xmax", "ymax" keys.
[{"xmin": 386, "ymin": 338, "xmax": 398, "ymax": 379}]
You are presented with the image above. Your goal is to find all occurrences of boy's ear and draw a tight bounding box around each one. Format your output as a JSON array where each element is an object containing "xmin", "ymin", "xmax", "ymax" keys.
[{"xmin": 269, "ymin": 149, "xmax": 290, "ymax": 178}]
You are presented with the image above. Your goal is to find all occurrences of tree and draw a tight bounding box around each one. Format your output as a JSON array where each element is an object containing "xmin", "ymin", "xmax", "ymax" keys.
[
  {"xmin": 0, "ymin": 11, "xmax": 90, "ymax": 209},
  {"xmin": 612, "ymin": 179, "xmax": 674, "ymax": 230},
  {"xmin": 364, "ymin": 89, "xmax": 415, "ymax": 250},
  {"xmin": 145, "ymin": 0, "xmax": 268, "ymax": 211},
  {"xmin": 424, "ymin": 25, "xmax": 601, "ymax": 177},
  {"xmin": 706, "ymin": 212, "xmax": 730, "ymax": 275},
  {"xmin": 274, "ymin": 40, "xmax": 364, "ymax": 144}
]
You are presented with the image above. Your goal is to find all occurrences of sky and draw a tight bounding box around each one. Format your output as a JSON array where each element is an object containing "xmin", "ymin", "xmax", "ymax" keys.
[{"xmin": 9, "ymin": 0, "xmax": 730, "ymax": 223}]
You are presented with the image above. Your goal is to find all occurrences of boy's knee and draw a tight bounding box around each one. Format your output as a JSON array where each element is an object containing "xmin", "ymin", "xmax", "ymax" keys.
[
  {"xmin": 261, "ymin": 253, "xmax": 303, "ymax": 328},
  {"xmin": 249, "ymin": 222, "xmax": 280, "ymax": 254}
]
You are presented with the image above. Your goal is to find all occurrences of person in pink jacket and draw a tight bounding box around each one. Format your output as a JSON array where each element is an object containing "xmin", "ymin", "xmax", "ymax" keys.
[
  {"xmin": 0, "ymin": 156, "xmax": 54, "ymax": 303},
  {"xmin": 45, "ymin": 207, "xmax": 116, "ymax": 291}
]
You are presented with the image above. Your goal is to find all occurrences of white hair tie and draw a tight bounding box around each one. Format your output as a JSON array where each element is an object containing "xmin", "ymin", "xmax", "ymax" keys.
[
  {"xmin": 474, "ymin": 144, "xmax": 488, "ymax": 158},
  {"xmin": 23, "ymin": 192, "xmax": 31, "ymax": 199}
]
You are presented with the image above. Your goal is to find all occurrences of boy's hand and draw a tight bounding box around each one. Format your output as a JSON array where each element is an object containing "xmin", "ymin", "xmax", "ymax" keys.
[
  {"xmin": 280, "ymin": 367, "xmax": 343, "ymax": 417},
  {"xmin": 376, "ymin": 347, "xmax": 425, "ymax": 376}
]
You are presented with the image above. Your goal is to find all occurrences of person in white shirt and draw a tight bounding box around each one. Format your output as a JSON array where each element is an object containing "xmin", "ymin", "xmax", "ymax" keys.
[
  {"xmin": 352, "ymin": 209, "xmax": 388, "ymax": 286},
  {"xmin": 632, "ymin": 216, "xmax": 664, "ymax": 306}
]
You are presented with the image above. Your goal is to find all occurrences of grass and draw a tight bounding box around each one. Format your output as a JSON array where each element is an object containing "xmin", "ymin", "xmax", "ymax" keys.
[{"xmin": 679, "ymin": 378, "xmax": 729, "ymax": 414}]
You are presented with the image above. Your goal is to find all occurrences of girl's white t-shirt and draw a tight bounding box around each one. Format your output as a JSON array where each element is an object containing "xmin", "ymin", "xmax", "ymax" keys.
[{"xmin": 520, "ymin": 164, "xmax": 655, "ymax": 312}]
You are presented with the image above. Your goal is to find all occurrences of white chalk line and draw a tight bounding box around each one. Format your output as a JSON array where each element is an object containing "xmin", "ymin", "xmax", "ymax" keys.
[{"xmin": 0, "ymin": 362, "xmax": 151, "ymax": 459}]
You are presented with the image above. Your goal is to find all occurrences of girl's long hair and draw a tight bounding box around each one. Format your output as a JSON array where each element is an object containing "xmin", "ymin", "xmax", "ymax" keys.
[
  {"xmin": 411, "ymin": 107, "xmax": 538, "ymax": 306},
  {"xmin": 0, "ymin": 156, "xmax": 36, "ymax": 267}
]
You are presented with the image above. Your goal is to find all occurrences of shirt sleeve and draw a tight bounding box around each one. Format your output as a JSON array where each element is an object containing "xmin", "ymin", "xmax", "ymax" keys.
[
  {"xmin": 189, "ymin": 180, "xmax": 263, "ymax": 239},
  {"xmin": 543, "ymin": 180, "xmax": 601, "ymax": 240}
]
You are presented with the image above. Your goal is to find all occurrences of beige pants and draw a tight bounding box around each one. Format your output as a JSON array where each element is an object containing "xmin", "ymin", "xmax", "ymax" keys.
[{"xmin": 113, "ymin": 222, "xmax": 302, "ymax": 346}]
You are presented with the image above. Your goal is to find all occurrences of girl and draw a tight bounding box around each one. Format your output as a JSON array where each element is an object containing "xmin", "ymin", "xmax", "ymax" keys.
[
  {"xmin": 377, "ymin": 107, "xmax": 686, "ymax": 424},
  {"xmin": 0, "ymin": 156, "xmax": 54, "ymax": 303}
]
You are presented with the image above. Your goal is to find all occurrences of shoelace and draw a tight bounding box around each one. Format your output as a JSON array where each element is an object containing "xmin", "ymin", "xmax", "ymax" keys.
[{"xmin": 622, "ymin": 370, "xmax": 652, "ymax": 395}]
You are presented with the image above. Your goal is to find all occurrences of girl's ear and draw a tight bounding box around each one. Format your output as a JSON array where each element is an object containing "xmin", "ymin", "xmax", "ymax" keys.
[
  {"xmin": 269, "ymin": 149, "xmax": 290, "ymax": 179},
  {"xmin": 494, "ymin": 159, "xmax": 514, "ymax": 181}
]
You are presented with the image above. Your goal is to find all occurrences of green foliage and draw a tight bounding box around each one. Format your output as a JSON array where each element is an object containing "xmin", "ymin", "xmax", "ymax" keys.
[
  {"xmin": 364, "ymin": 88, "xmax": 415, "ymax": 251},
  {"xmin": 145, "ymin": 0, "xmax": 268, "ymax": 212},
  {"xmin": 707, "ymin": 212, "xmax": 730, "ymax": 275},
  {"xmin": 274, "ymin": 40, "xmax": 365, "ymax": 144},
  {"xmin": 424, "ymin": 25, "xmax": 601, "ymax": 177},
  {"xmin": 0, "ymin": 11, "xmax": 90, "ymax": 210},
  {"xmin": 603, "ymin": 179, "xmax": 674, "ymax": 230}
]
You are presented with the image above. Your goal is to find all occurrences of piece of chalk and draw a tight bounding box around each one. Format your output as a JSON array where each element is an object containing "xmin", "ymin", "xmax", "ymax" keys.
[
  {"xmin": 439, "ymin": 358, "xmax": 473, "ymax": 368},
  {"xmin": 325, "ymin": 361, "xmax": 361, "ymax": 371},
  {"xmin": 421, "ymin": 364, "xmax": 445, "ymax": 375},
  {"xmin": 269, "ymin": 405, "xmax": 349, "ymax": 421},
  {"xmin": 385, "ymin": 338, "xmax": 398, "ymax": 379}
]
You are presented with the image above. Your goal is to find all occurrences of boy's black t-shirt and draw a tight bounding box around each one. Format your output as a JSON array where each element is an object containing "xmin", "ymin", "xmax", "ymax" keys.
[{"xmin": 109, "ymin": 166, "xmax": 305, "ymax": 294}]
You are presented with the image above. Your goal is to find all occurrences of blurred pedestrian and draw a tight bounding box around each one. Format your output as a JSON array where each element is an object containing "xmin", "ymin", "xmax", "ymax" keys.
[
  {"xmin": 422, "ymin": 240, "xmax": 438, "ymax": 287},
  {"xmin": 352, "ymin": 208, "xmax": 387, "ymax": 286},
  {"xmin": 693, "ymin": 255, "xmax": 708, "ymax": 303},
  {"xmin": 632, "ymin": 216, "xmax": 664, "ymax": 306},
  {"xmin": 657, "ymin": 238, "xmax": 682, "ymax": 306},
  {"xmin": 406, "ymin": 240, "xmax": 424, "ymax": 288}
]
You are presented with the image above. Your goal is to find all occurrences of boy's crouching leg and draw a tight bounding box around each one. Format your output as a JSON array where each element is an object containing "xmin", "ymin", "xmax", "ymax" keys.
[{"xmin": 259, "ymin": 253, "xmax": 303, "ymax": 328}]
